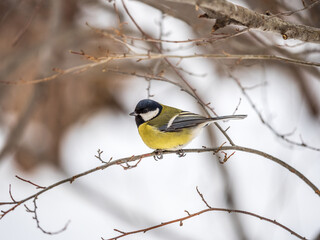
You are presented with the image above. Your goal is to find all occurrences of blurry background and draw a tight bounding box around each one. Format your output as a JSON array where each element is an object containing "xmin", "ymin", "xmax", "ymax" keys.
[{"xmin": 0, "ymin": 0, "xmax": 319, "ymax": 239}]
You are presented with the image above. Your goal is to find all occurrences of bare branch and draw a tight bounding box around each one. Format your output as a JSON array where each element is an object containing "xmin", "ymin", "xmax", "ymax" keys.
[
  {"xmin": 103, "ymin": 203, "xmax": 306, "ymax": 240},
  {"xmin": 164, "ymin": 0, "xmax": 320, "ymax": 43},
  {"xmin": 90, "ymin": 23, "xmax": 249, "ymax": 45},
  {"xmin": 1, "ymin": 52, "xmax": 319, "ymax": 86},
  {"xmin": 230, "ymin": 72, "xmax": 320, "ymax": 152},
  {"xmin": 1, "ymin": 145, "xmax": 319, "ymax": 221}
]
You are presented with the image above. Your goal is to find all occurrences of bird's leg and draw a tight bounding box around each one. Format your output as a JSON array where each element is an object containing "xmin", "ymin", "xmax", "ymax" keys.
[
  {"xmin": 177, "ymin": 149, "xmax": 186, "ymax": 157},
  {"xmin": 153, "ymin": 150, "xmax": 163, "ymax": 161}
]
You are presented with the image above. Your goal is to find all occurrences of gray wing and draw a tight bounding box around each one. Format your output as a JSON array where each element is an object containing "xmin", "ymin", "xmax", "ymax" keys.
[
  {"xmin": 158, "ymin": 112, "xmax": 209, "ymax": 132},
  {"xmin": 158, "ymin": 112, "xmax": 247, "ymax": 132}
]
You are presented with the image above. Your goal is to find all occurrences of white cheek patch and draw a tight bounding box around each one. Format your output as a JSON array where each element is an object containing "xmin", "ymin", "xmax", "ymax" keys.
[{"xmin": 140, "ymin": 108, "xmax": 160, "ymax": 121}]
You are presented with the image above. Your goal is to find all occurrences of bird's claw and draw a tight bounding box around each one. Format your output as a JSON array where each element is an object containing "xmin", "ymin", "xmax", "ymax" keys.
[
  {"xmin": 177, "ymin": 149, "xmax": 186, "ymax": 157},
  {"xmin": 153, "ymin": 150, "xmax": 163, "ymax": 161}
]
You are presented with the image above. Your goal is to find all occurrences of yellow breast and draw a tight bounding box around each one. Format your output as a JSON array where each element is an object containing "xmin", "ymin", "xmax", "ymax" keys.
[{"xmin": 138, "ymin": 123, "xmax": 195, "ymax": 150}]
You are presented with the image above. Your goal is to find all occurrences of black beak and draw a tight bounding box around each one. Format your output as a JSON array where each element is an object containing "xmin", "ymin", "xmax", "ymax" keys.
[{"xmin": 129, "ymin": 111, "xmax": 137, "ymax": 116}]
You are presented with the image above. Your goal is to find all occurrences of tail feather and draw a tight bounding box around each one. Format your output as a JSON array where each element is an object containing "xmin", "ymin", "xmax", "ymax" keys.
[{"xmin": 209, "ymin": 114, "xmax": 247, "ymax": 122}]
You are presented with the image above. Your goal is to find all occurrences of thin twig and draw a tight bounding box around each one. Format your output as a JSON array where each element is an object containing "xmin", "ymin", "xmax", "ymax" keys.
[
  {"xmin": 232, "ymin": 98, "xmax": 242, "ymax": 115},
  {"xmin": 196, "ymin": 186, "xmax": 212, "ymax": 208},
  {"xmin": 25, "ymin": 197, "xmax": 70, "ymax": 235},
  {"xmin": 230, "ymin": 72, "xmax": 320, "ymax": 152},
  {"xmin": 273, "ymin": 0, "xmax": 320, "ymax": 17},
  {"xmin": 1, "ymin": 52, "xmax": 319, "ymax": 85},
  {"xmin": 15, "ymin": 175, "xmax": 46, "ymax": 189},
  {"xmin": 90, "ymin": 24, "xmax": 249, "ymax": 44},
  {"xmin": 95, "ymin": 149, "xmax": 113, "ymax": 164},
  {"xmin": 12, "ymin": 0, "xmax": 43, "ymax": 46},
  {"xmin": 8, "ymin": 185, "xmax": 16, "ymax": 203}
]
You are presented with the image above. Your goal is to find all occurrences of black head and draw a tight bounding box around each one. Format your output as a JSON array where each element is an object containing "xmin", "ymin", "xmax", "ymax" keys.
[{"xmin": 130, "ymin": 99, "xmax": 163, "ymax": 127}]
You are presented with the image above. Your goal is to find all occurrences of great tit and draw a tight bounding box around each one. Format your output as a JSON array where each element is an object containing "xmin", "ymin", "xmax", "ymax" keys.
[{"xmin": 130, "ymin": 99, "xmax": 247, "ymax": 150}]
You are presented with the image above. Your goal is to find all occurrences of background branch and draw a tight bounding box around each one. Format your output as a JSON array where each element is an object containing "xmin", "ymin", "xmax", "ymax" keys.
[
  {"xmin": 104, "ymin": 186, "xmax": 306, "ymax": 240},
  {"xmin": 165, "ymin": 0, "xmax": 320, "ymax": 43}
]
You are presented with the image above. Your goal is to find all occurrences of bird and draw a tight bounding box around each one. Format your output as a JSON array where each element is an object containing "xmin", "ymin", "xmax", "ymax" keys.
[{"xmin": 130, "ymin": 99, "xmax": 247, "ymax": 151}]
